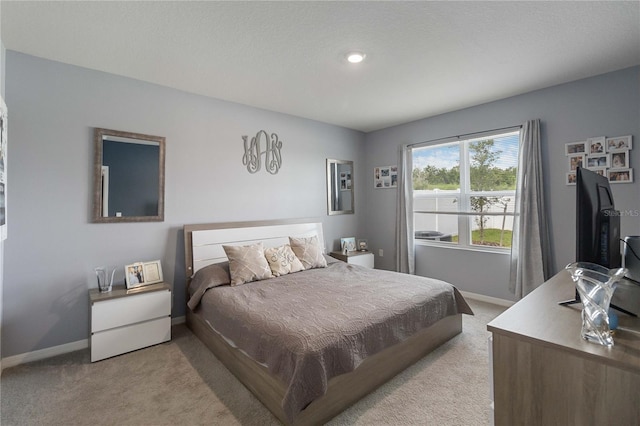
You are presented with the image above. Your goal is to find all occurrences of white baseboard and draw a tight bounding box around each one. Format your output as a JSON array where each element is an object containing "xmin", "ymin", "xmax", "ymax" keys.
[
  {"xmin": 1, "ymin": 339, "xmax": 89, "ymax": 371},
  {"xmin": 460, "ymin": 291, "xmax": 515, "ymax": 308},
  {"xmin": 2, "ymin": 316, "xmax": 187, "ymax": 371}
]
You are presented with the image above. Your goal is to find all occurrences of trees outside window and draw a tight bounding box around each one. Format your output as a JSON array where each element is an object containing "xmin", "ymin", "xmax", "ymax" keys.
[{"xmin": 412, "ymin": 131, "xmax": 519, "ymax": 249}]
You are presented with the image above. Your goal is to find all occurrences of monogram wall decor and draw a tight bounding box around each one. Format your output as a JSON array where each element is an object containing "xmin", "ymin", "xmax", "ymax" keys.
[{"xmin": 242, "ymin": 130, "xmax": 283, "ymax": 175}]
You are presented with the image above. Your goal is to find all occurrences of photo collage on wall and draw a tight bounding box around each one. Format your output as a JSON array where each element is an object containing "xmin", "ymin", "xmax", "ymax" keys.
[
  {"xmin": 374, "ymin": 165, "xmax": 398, "ymax": 188},
  {"xmin": 565, "ymin": 135, "xmax": 633, "ymax": 185}
]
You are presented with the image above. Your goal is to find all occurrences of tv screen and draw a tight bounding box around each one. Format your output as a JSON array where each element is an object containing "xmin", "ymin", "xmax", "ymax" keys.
[{"xmin": 575, "ymin": 167, "xmax": 621, "ymax": 268}]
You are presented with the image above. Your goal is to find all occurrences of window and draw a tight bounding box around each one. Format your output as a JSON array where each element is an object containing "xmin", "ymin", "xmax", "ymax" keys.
[{"xmin": 412, "ymin": 130, "xmax": 520, "ymax": 249}]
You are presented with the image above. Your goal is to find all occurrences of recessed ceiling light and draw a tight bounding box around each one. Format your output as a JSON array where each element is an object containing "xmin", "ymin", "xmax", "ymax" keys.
[{"xmin": 346, "ymin": 52, "xmax": 366, "ymax": 64}]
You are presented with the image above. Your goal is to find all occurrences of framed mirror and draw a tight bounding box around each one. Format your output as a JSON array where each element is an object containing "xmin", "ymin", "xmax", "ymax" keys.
[
  {"xmin": 326, "ymin": 159, "xmax": 354, "ymax": 215},
  {"xmin": 93, "ymin": 128, "xmax": 165, "ymax": 223}
]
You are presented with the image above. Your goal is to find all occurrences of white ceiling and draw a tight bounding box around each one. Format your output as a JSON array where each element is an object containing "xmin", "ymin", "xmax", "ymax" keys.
[{"xmin": 2, "ymin": 1, "xmax": 639, "ymax": 132}]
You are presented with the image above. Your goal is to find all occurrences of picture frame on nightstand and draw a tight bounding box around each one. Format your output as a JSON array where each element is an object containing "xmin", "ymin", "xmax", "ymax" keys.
[
  {"xmin": 125, "ymin": 262, "xmax": 146, "ymax": 289},
  {"xmin": 143, "ymin": 260, "xmax": 163, "ymax": 284},
  {"xmin": 340, "ymin": 237, "xmax": 356, "ymax": 252},
  {"xmin": 357, "ymin": 239, "xmax": 368, "ymax": 251}
]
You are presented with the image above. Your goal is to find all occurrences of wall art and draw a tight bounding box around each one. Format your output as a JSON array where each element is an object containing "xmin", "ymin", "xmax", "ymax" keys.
[
  {"xmin": 565, "ymin": 141, "xmax": 586, "ymax": 155},
  {"xmin": 242, "ymin": 130, "xmax": 283, "ymax": 175},
  {"xmin": 374, "ymin": 165, "xmax": 398, "ymax": 188},
  {"xmin": 564, "ymin": 135, "xmax": 633, "ymax": 185}
]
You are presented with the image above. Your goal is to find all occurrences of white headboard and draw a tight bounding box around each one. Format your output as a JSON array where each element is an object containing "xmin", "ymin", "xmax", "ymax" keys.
[{"xmin": 184, "ymin": 219, "xmax": 325, "ymax": 277}]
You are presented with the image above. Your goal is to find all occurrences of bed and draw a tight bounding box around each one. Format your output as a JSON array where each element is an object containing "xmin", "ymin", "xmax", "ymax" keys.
[{"xmin": 183, "ymin": 218, "xmax": 473, "ymax": 425}]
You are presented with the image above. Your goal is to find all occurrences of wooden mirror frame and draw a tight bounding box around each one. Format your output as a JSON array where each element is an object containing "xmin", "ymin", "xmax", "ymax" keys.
[
  {"xmin": 92, "ymin": 128, "xmax": 165, "ymax": 223},
  {"xmin": 326, "ymin": 158, "xmax": 354, "ymax": 216}
]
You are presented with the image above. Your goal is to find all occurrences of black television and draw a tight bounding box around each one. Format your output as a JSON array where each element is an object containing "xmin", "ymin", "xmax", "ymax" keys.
[
  {"xmin": 575, "ymin": 167, "xmax": 621, "ymax": 268},
  {"xmin": 560, "ymin": 167, "xmax": 628, "ymax": 311}
]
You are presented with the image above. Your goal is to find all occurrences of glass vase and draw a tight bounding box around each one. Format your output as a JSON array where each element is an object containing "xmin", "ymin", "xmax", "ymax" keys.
[
  {"xmin": 565, "ymin": 262, "xmax": 627, "ymax": 346},
  {"xmin": 95, "ymin": 266, "xmax": 115, "ymax": 293}
]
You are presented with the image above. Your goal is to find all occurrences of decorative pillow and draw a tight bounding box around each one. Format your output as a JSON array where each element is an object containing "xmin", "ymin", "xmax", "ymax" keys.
[
  {"xmin": 187, "ymin": 262, "xmax": 231, "ymax": 310},
  {"xmin": 264, "ymin": 244, "xmax": 305, "ymax": 277},
  {"xmin": 289, "ymin": 235, "xmax": 327, "ymax": 270},
  {"xmin": 223, "ymin": 242, "xmax": 273, "ymax": 286}
]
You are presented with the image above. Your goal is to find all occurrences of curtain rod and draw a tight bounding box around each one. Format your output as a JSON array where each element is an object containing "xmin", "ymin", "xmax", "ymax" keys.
[{"xmin": 408, "ymin": 124, "xmax": 522, "ymax": 148}]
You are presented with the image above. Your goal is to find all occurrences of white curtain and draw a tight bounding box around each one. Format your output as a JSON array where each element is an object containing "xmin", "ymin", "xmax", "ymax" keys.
[
  {"xmin": 396, "ymin": 144, "xmax": 415, "ymax": 274},
  {"xmin": 509, "ymin": 119, "xmax": 552, "ymax": 298}
]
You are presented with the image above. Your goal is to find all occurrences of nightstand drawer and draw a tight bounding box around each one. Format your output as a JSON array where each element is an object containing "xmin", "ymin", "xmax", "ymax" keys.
[
  {"xmin": 330, "ymin": 251, "xmax": 374, "ymax": 268},
  {"xmin": 91, "ymin": 289, "xmax": 170, "ymax": 333},
  {"xmin": 91, "ymin": 316, "xmax": 171, "ymax": 362}
]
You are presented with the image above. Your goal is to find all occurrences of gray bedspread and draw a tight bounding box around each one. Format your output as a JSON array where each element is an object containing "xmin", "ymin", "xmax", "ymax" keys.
[{"xmin": 195, "ymin": 261, "xmax": 473, "ymax": 422}]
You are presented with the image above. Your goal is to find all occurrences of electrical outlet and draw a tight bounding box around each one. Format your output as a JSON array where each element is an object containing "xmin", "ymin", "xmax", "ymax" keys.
[{"xmin": 378, "ymin": 249, "xmax": 384, "ymax": 257}]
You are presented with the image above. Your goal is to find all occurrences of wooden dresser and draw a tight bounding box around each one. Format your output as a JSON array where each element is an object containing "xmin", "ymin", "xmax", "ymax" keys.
[{"xmin": 487, "ymin": 271, "xmax": 640, "ymax": 425}]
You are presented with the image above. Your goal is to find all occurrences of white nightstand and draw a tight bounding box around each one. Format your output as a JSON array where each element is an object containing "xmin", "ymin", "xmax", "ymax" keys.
[
  {"xmin": 330, "ymin": 250, "xmax": 375, "ymax": 268},
  {"xmin": 90, "ymin": 282, "xmax": 171, "ymax": 362}
]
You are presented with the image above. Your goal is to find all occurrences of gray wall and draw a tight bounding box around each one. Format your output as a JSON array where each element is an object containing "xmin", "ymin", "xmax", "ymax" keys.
[
  {"xmin": 2, "ymin": 51, "xmax": 365, "ymax": 358},
  {"xmin": 363, "ymin": 67, "xmax": 640, "ymax": 301},
  {"xmin": 3, "ymin": 48, "xmax": 639, "ymax": 358},
  {"xmin": 1, "ymin": 8, "xmax": 5, "ymax": 368}
]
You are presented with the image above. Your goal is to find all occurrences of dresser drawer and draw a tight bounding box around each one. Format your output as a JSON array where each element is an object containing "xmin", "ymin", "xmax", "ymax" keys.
[
  {"xmin": 91, "ymin": 289, "xmax": 170, "ymax": 333},
  {"xmin": 91, "ymin": 316, "xmax": 171, "ymax": 362}
]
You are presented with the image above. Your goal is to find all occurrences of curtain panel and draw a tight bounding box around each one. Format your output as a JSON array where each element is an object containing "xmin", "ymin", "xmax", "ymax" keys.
[
  {"xmin": 509, "ymin": 119, "xmax": 552, "ymax": 298},
  {"xmin": 395, "ymin": 145, "xmax": 415, "ymax": 274}
]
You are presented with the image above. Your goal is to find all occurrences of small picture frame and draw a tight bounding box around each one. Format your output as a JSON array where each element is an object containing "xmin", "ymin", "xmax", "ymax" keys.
[
  {"xmin": 340, "ymin": 171, "xmax": 352, "ymax": 191},
  {"xmin": 589, "ymin": 167, "xmax": 607, "ymax": 177},
  {"xmin": 125, "ymin": 262, "xmax": 146, "ymax": 289},
  {"xmin": 586, "ymin": 154, "xmax": 609, "ymax": 169},
  {"xmin": 566, "ymin": 172, "xmax": 577, "ymax": 185},
  {"xmin": 374, "ymin": 165, "xmax": 398, "ymax": 189},
  {"xmin": 587, "ymin": 137, "xmax": 606, "ymax": 155},
  {"xmin": 357, "ymin": 239, "xmax": 368, "ymax": 251},
  {"xmin": 608, "ymin": 168, "xmax": 633, "ymax": 183},
  {"xmin": 565, "ymin": 141, "xmax": 587, "ymax": 155},
  {"xmin": 142, "ymin": 260, "xmax": 163, "ymax": 284},
  {"xmin": 610, "ymin": 151, "xmax": 629, "ymax": 169},
  {"xmin": 606, "ymin": 135, "xmax": 632, "ymax": 152},
  {"xmin": 340, "ymin": 237, "xmax": 356, "ymax": 252},
  {"xmin": 567, "ymin": 154, "xmax": 585, "ymax": 171}
]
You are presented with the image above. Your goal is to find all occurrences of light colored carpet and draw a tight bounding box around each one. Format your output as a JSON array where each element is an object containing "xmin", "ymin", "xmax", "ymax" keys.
[{"xmin": 0, "ymin": 299, "xmax": 505, "ymax": 425}]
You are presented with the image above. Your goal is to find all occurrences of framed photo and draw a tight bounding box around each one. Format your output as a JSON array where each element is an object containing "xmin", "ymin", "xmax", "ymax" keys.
[
  {"xmin": 567, "ymin": 154, "xmax": 585, "ymax": 171},
  {"xmin": 587, "ymin": 137, "xmax": 606, "ymax": 155},
  {"xmin": 340, "ymin": 171, "xmax": 352, "ymax": 191},
  {"xmin": 589, "ymin": 167, "xmax": 607, "ymax": 177},
  {"xmin": 606, "ymin": 135, "xmax": 632, "ymax": 152},
  {"xmin": 610, "ymin": 151, "xmax": 629, "ymax": 169},
  {"xmin": 142, "ymin": 260, "xmax": 163, "ymax": 284},
  {"xmin": 566, "ymin": 172, "xmax": 577, "ymax": 185},
  {"xmin": 374, "ymin": 165, "xmax": 398, "ymax": 189},
  {"xmin": 608, "ymin": 168, "xmax": 633, "ymax": 183},
  {"xmin": 125, "ymin": 262, "xmax": 146, "ymax": 289},
  {"xmin": 340, "ymin": 237, "xmax": 356, "ymax": 252},
  {"xmin": 357, "ymin": 239, "xmax": 368, "ymax": 251},
  {"xmin": 565, "ymin": 141, "xmax": 586, "ymax": 155},
  {"xmin": 586, "ymin": 154, "xmax": 609, "ymax": 169}
]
